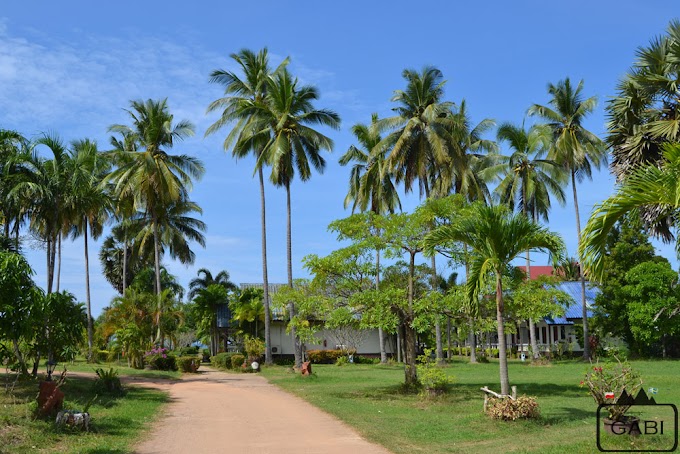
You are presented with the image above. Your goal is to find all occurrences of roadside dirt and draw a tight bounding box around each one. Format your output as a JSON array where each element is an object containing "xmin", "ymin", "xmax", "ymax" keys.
[{"xmin": 131, "ymin": 366, "xmax": 391, "ymax": 454}]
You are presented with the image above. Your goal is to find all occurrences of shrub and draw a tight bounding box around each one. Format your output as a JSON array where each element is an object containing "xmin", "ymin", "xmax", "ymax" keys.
[
  {"xmin": 354, "ymin": 355, "xmax": 379, "ymax": 364},
  {"xmin": 306, "ymin": 349, "xmax": 347, "ymax": 364},
  {"xmin": 486, "ymin": 396, "xmax": 540, "ymax": 420},
  {"xmin": 210, "ymin": 353, "xmax": 230, "ymax": 369},
  {"xmin": 335, "ymin": 356, "xmax": 349, "ymax": 366},
  {"xmin": 417, "ymin": 349, "xmax": 453, "ymax": 396},
  {"xmin": 177, "ymin": 356, "xmax": 201, "ymax": 373},
  {"xmin": 144, "ymin": 347, "xmax": 177, "ymax": 371},
  {"xmin": 230, "ymin": 354, "xmax": 245, "ymax": 369},
  {"xmin": 95, "ymin": 350, "xmax": 109, "ymax": 362},
  {"xmin": 201, "ymin": 349, "xmax": 211, "ymax": 362},
  {"xmin": 93, "ymin": 367, "xmax": 124, "ymax": 396},
  {"xmin": 244, "ymin": 337, "xmax": 265, "ymax": 361},
  {"xmin": 179, "ymin": 346, "xmax": 199, "ymax": 356}
]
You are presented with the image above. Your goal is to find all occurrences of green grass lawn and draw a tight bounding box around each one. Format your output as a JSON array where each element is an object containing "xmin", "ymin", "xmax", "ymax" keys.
[
  {"xmin": 0, "ymin": 365, "xmax": 171, "ymax": 453},
  {"xmin": 261, "ymin": 358, "xmax": 680, "ymax": 453}
]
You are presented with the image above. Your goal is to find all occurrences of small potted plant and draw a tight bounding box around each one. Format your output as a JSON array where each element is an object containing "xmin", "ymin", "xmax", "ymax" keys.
[{"xmin": 581, "ymin": 358, "xmax": 643, "ymax": 435}]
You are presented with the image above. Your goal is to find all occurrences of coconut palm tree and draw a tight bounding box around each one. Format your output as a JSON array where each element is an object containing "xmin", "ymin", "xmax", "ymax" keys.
[
  {"xmin": 425, "ymin": 203, "xmax": 565, "ymax": 395},
  {"xmin": 205, "ymin": 49, "xmax": 288, "ymax": 365},
  {"xmin": 486, "ymin": 122, "xmax": 566, "ymax": 359},
  {"xmin": 528, "ymin": 78, "xmax": 607, "ymax": 359},
  {"xmin": 581, "ymin": 143, "xmax": 680, "ymax": 281},
  {"xmin": 377, "ymin": 66, "xmax": 457, "ymax": 198},
  {"xmin": 131, "ymin": 198, "xmax": 206, "ymax": 270},
  {"xmin": 108, "ymin": 98, "xmax": 205, "ymax": 342},
  {"xmin": 339, "ymin": 113, "xmax": 401, "ymax": 363},
  {"xmin": 377, "ymin": 66, "xmax": 461, "ymax": 363},
  {"xmin": 99, "ymin": 222, "xmax": 152, "ymax": 294},
  {"xmin": 246, "ymin": 68, "xmax": 340, "ymax": 368},
  {"xmin": 107, "ymin": 130, "xmax": 139, "ymax": 296},
  {"xmin": 65, "ymin": 138, "xmax": 112, "ymax": 361},
  {"xmin": 607, "ymin": 20, "xmax": 680, "ymax": 180}
]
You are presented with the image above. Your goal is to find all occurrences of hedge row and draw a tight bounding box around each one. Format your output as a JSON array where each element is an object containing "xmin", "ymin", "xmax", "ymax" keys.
[{"xmin": 210, "ymin": 352, "xmax": 245, "ymax": 370}]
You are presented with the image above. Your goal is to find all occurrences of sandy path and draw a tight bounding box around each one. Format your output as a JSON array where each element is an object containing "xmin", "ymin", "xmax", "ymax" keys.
[{"xmin": 133, "ymin": 366, "xmax": 391, "ymax": 454}]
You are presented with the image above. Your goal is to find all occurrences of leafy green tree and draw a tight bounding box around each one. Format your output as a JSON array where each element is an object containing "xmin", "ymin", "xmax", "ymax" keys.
[
  {"xmin": 622, "ymin": 261, "xmax": 679, "ymax": 357},
  {"xmin": 590, "ymin": 215, "xmax": 667, "ymax": 355},
  {"xmin": 0, "ymin": 251, "xmax": 42, "ymax": 374},
  {"xmin": 529, "ymin": 78, "xmax": 607, "ymax": 359},
  {"xmin": 34, "ymin": 291, "xmax": 87, "ymax": 367},
  {"xmin": 230, "ymin": 288, "xmax": 266, "ymax": 339},
  {"xmin": 243, "ymin": 68, "xmax": 340, "ymax": 368},
  {"xmin": 206, "ymin": 48, "xmax": 288, "ymax": 366},
  {"xmin": 381, "ymin": 211, "xmax": 432, "ymax": 385},
  {"xmin": 108, "ymin": 98, "xmax": 205, "ymax": 342},
  {"xmin": 425, "ymin": 203, "xmax": 565, "ymax": 395},
  {"xmin": 510, "ymin": 275, "xmax": 572, "ymax": 352}
]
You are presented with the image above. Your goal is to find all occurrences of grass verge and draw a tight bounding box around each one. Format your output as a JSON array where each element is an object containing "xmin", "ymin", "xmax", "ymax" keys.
[
  {"xmin": 261, "ymin": 358, "xmax": 679, "ymax": 454},
  {"xmin": 0, "ymin": 370, "xmax": 168, "ymax": 453}
]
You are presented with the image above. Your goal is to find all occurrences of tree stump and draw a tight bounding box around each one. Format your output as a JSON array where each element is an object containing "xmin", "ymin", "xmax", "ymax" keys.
[{"xmin": 301, "ymin": 361, "xmax": 312, "ymax": 376}]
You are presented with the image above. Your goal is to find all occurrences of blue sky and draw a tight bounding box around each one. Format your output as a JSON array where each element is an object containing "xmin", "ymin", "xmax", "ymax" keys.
[{"xmin": 0, "ymin": 2, "xmax": 676, "ymax": 317}]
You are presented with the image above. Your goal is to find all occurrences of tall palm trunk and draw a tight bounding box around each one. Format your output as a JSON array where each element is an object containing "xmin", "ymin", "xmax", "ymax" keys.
[
  {"xmin": 56, "ymin": 235, "xmax": 61, "ymax": 292},
  {"xmin": 571, "ymin": 170, "xmax": 590, "ymax": 359},
  {"xmin": 153, "ymin": 217, "xmax": 163, "ymax": 344},
  {"xmin": 376, "ymin": 248, "xmax": 387, "ymax": 363},
  {"xmin": 122, "ymin": 226, "xmax": 128, "ymax": 295},
  {"xmin": 404, "ymin": 252, "xmax": 418, "ymax": 385},
  {"xmin": 46, "ymin": 236, "xmax": 52, "ymax": 294},
  {"xmin": 84, "ymin": 219, "xmax": 94, "ymax": 361},
  {"xmin": 259, "ymin": 166, "xmax": 273, "ymax": 365},
  {"xmin": 432, "ymin": 255, "xmax": 444, "ymax": 364},
  {"xmin": 50, "ymin": 232, "xmax": 57, "ymax": 293},
  {"xmin": 526, "ymin": 249, "xmax": 540, "ymax": 360},
  {"xmin": 286, "ymin": 182, "xmax": 301, "ymax": 368},
  {"xmin": 523, "ymin": 198, "xmax": 540, "ymax": 361},
  {"xmin": 496, "ymin": 272, "xmax": 510, "ymax": 395},
  {"xmin": 464, "ymin": 245, "xmax": 477, "ymax": 363}
]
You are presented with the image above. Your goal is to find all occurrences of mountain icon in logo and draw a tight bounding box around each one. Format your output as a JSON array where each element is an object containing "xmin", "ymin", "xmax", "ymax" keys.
[{"xmin": 616, "ymin": 389, "xmax": 657, "ymax": 406}]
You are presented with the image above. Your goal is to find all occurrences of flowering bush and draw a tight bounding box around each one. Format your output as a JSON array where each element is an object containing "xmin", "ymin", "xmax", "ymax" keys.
[
  {"xmin": 144, "ymin": 347, "xmax": 177, "ymax": 371},
  {"xmin": 580, "ymin": 359, "xmax": 642, "ymax": 421}
]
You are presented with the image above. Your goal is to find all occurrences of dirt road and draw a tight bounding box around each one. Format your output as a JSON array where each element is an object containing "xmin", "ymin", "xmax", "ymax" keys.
[{"xmin": 133, "ymin": 366, "xmax": 391, "ymax": 454}]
